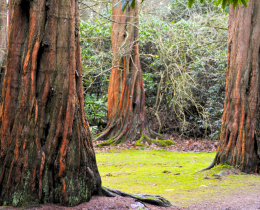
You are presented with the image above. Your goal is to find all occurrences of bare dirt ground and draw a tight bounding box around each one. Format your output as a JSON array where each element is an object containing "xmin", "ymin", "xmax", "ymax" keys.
[
  {"xmin": 0, "ymin": 196, "xmax": 172, "ymax": 210},
  {"xmin": 187, "ymin": 184, "xmax": 260, "ymax": 210},
  {"xmin": 1, "ymin": 139, "xmax": 260, "ymax": 210},
  {"xmin": 94, "ymin": 138, "xmax": 219, "ymax": 153},
  {"xmin": 2, "ymin": 187, "xmax": 260, "ymax": 210}
]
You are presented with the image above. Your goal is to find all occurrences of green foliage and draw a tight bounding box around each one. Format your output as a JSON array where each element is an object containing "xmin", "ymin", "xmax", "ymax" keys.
[
  {"xmin": 79, "ymin": 0, "xmax": 228, "ymax": 139},
  {"xmin": 135, "ymin": 140, "xmax": 144, "ymax": 146},
  {"xmin": 79, "ymin": 19, "xmax": 111, "ymax": 72},
  {"xmin": 188, "ymin": 0, "xmax": 195, "ymax": 7},
  {"xmin": 113, "ymin": 0, "xmax": 249, "ymax": 11},
  {"xmin": 188, "ymin": 0, "xmax": 249, "ymax": 9},
  {"xmin": 79, "ymin": 18, "xmax": 111, "ymax": 132},
  {"xmin": 138, "ymin": 1, "xmax": 228, "ymax": 138},
  {"xmin": 168, "ymin": 0, "xmax": 224, "ymax": 22},
  {"xmin": 113, "ymin": 0, "xmax": 144, "ymax": 11},
  {"xmin": 155, "ymin": 139, "xmax": 175, "ymax": 146},
  {"xmin": 84, "ymin": 94, "xmax": 108, "ymax": 133}
]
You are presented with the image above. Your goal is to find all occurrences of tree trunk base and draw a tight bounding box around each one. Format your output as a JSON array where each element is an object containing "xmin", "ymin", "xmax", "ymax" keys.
[
  {"xmin": 94, "ymin": 126, "xmax": 173, "ymax": 147},
  {"xmin": 138, "ymin": 133, "xmax": 174, "ymax": 147}
]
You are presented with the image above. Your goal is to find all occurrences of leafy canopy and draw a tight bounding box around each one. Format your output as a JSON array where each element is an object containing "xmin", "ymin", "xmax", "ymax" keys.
[
  {"xmin": 115, "ymin": 0, "xmax": 249, "ymax": 11},
  {"xmin": 188, "ymin": 0, "xmax": 249, "ymax": 9}
]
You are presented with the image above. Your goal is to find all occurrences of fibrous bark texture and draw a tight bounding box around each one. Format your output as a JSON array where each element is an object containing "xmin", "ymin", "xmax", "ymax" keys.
[
  {"xmin": 215, "ymin": 0, "xmax": 260, "ymax": 173},
  {"xmin": 0, "ymin": 0, "xmax": 101, "ymax": 206},
  {"xmin": 95, "ymin": 0, "xmax": 156, "ymax": 144}
]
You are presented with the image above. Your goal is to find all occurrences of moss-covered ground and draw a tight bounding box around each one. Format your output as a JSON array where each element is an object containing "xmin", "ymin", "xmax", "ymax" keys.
[{"xmin": 96, "ymin": 149, "xmax": 260, "ymax": 207}]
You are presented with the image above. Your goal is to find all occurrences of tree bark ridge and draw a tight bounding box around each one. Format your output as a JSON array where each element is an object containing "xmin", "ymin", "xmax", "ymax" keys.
[
  {"xmin": 215, "ymin": 0, "xmax": 260, "ymax": 173},
  {"xmin": 0, "ymin": 0, "xmax": 102, "ymax": 206}
]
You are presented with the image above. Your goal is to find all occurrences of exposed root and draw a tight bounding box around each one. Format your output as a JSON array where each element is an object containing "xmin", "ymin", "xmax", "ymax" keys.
[
  {"xmin": 94, "ymin": 131, "xmax": 174, "ymax": 147},
  {"xmin": 198, "ymin": 151, "xmax": 219, "ymax": 172},
  {"xmin": 200, "ymin": 160, "xmax": 216, "ymax": 171},
  {"xmin": 94, "ymin": 121, "xmax": 170, "ymax": 147},
  {"xmin": 101, "ymin": 186, "xmax": 172, "ymax": 207},
  {"xmin": 95, "ymin": 138, "xmax": 118, "ymax": 147}
]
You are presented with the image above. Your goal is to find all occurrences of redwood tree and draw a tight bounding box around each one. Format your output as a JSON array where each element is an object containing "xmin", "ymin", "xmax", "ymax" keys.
[
  {"xmin": 213, "ymin": 0, "xmax": 260, "ymax": 173},
  {"xmin": 95, "ymin": 0, "xmax": 158, "ymax": 144},
  {"xmin": 0, "ymin": 0, "xmax": 102, "ymax": 206}
]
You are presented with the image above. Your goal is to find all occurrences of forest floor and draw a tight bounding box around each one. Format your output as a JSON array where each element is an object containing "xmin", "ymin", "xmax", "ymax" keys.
[
  {"xmin": 1, "ymin": 139, "xmax": 260, "ymax": 210},
  {"xmin": 2, "ymin": 187, "xmax": 260, "ymax": 210},
  {"xmin": 93, "ymin": 137, "xmax": 219, "ymax": 153}
]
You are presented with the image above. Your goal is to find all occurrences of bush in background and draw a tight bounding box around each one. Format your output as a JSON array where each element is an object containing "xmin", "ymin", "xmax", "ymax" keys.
[{"xmin": 80, "ymin": 0, "xmax": 228, "ymax": 139}]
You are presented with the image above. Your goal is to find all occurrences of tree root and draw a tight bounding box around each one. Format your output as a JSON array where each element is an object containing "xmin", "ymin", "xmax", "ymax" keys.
[
  {"xmin": 200, "ymin": 160, "xmax": 216, "ymax": 171},
  {"xmin": 199, "ymin": 152, "xmax": 219, "ymax": 172},
  {"xmin": 94, "ymin": 126, "xmax": 173, "ymax": 147},
  {"xmin": 101, "ymin": 186, "xmax": 172, "ymax": 207},
  {"xmin": 95, "ymin": 138, "xmax": 119, "ymax": 147}
]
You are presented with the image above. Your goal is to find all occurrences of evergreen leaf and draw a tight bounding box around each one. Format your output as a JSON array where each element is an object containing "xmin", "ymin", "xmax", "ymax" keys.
[
  {"xmin": 131, "ymin": 0, "xmax": 135, "ymax": 9},
  {"xmin": 233, "ymin": 0, "xmax": 238, "ymax": 8},
  {"xmin": 113, "ymin": 0, "xmax": 122, "ymax": 8},
  {"xmin": 222, "ymin": 0, "xmax": 227, "ymax": 9},
  {"xmin": 188, "ymin": 0, "xmax": 195, "ymax": 8},
  {"xmin": 128, "ymin": 0, "xmax": 134, "ymax": 7},
  {"xmin": 121, "ymin": 0, "xmax": 127, "ymax": 11},
  {"xmin": 240, "ymin": 0, "xmax": 248, "ymax": 7}
]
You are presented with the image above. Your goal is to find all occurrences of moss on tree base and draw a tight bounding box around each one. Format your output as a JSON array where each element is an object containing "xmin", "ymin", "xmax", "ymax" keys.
[{"xmin": 95, "ymin": 134, "xmax": 174, "ymax": 147}]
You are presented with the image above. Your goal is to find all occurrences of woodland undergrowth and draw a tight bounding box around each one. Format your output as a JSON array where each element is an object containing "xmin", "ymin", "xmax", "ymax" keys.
[{"xmin": 79, "ymin": 0, "xmax": 228, "ymax": 140}]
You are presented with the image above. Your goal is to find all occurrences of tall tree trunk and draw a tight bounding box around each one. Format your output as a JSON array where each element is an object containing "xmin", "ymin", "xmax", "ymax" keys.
[
  {"xmin": 95, "ymin": 0, "xmax": 158, "ymax": 145},
  {"xmin": 0, "ymin": 0, "xmax": 102, "ymax": 206},
  {"xmin": 215, "ymin": 0, "xmax": 260, "ymax": 173},
  {"xmin": 0, "ymin": 0, "xmax": 7, "ymax": 96}
]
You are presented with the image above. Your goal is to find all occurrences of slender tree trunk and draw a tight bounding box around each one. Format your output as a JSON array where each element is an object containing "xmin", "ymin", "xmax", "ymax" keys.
[
  {"xmin": 0, "ymin": 0, "xmax": 7, "ymax": 66},
  {"xmin": 215, "ymin": 0, "xmax": 260, "ymax": 173},
  {"xmin": 0, "ymin": 0, "xmax": 7, "ymax": 96},
  {"xmin": 0, "ymin": 0, "xmax": 102, "ymax": 206},
  {"xmin": 95, "ymin": 0, "xmax": 158, "ymax": 145}
]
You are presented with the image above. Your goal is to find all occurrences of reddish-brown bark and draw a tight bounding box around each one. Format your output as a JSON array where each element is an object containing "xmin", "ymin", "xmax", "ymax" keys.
[
  {"xmin": 0, "ymin": 0, "xmax": 101, "ymax": 206},
  {"xmin": 215, "ymin": 0, "xmax": 260, "ymax": 173},
  {"xmin": 95, "ymin": 0, "xmax": 157, "ymax": 144}
]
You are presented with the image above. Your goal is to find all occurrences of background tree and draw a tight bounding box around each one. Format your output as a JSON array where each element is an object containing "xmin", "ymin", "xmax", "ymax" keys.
[
  {"xmin": 0, "ymin": 0, "xmax": 7, "ymax": 67},
  {"xmin": 94, "ymin": 0, "xmax": 160, "ymax": 145},
  {"xmin": 0, "ymin": 0, "xmax": 102, "ymax": 206},
  {"xmin": 0, "ymin": 0, "xmax": 7, "ymax": 97}
]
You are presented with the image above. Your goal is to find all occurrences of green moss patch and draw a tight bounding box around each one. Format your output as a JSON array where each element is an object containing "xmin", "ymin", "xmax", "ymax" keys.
[
  {"xmin": 96, "ymin": 149, "xmax": 260, "ymax": 207},
  {"xmin": 135, "ymin": 137, "xmax": 174, "ymax": 147}
]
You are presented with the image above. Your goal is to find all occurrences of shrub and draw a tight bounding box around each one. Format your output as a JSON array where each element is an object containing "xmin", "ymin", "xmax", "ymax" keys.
[{"xmin": 79, "ymin": 0, "xmax": 228, "ymax": 139}]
